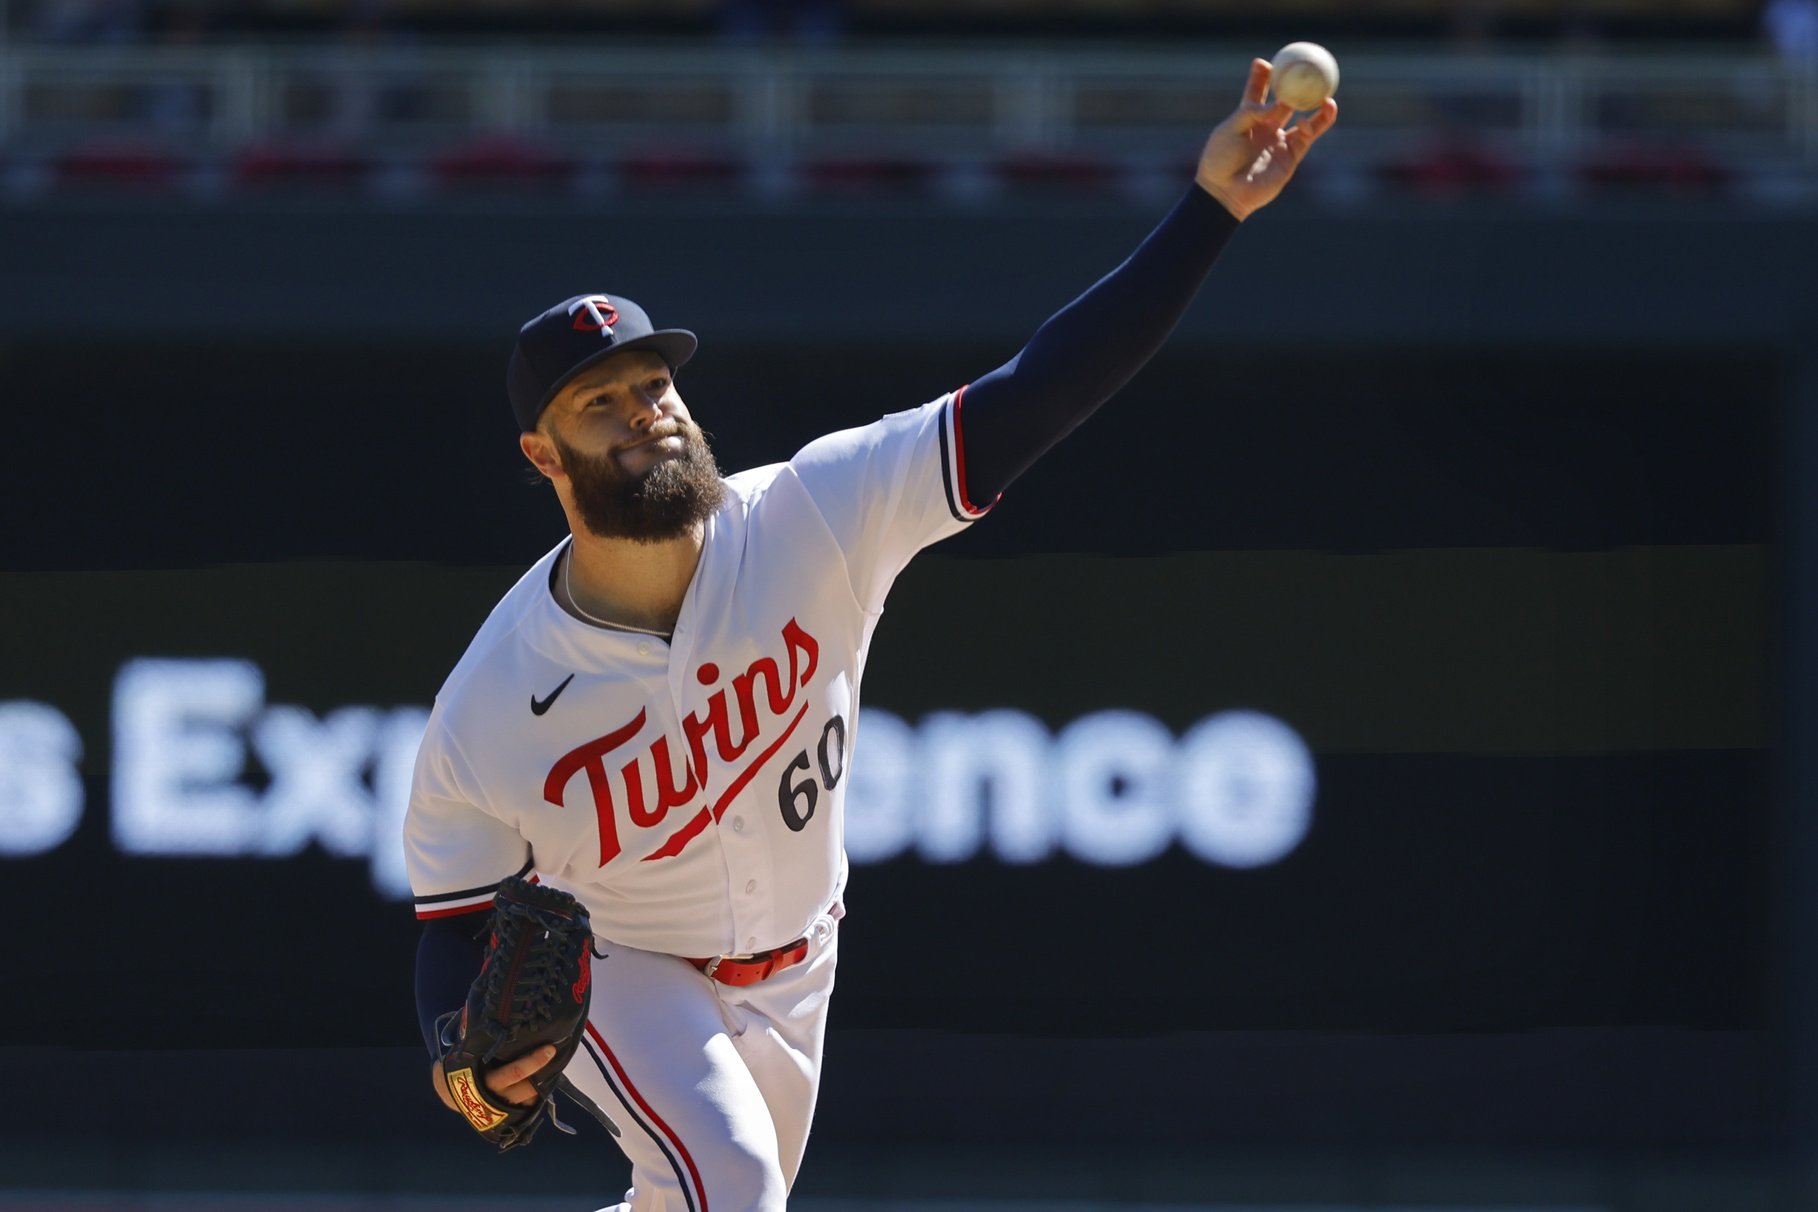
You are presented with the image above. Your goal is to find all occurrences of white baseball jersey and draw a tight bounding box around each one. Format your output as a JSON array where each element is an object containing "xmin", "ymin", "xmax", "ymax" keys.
[{"xmin": 404, "ymin": 391, "xmax": 990, "ymax": 957}]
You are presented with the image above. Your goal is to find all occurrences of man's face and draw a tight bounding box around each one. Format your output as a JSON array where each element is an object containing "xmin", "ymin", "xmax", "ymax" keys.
[{"xmin": 531, "ymin": 350, "xmax": 726, "ymax": 542}]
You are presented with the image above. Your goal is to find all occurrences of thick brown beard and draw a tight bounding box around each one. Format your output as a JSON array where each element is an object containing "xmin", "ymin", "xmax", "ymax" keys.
[{"xmin": 552, "ymin": 423, "xmax": 727, "ymax": 543}]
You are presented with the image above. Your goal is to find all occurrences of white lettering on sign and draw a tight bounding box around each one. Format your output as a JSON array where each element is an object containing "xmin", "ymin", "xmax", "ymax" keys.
[
  {"xmin": 918, "ymin": 710, "xmax": 1054, "ymax": 864},
  {"xmin": 846, "ymin": 707, "xmax": 1316, "ymax": 868},
  {"xmin": 1177, "ymin": 711, "xmax": 1317, "ymax": 869},
  {"xmin": 109, "ymin": 658, "xmax": 428, "ymax": 895},
  {"xmin": 0, "ymin": 701, "xmax": 85, "ymax": 855},
  {"xmin": 9, "ymin": 658, "xmax": 1315, "ymax": 886},
  {"xmin": 113, "ymin": 658, "xmax": 266, "ymax": 855}
]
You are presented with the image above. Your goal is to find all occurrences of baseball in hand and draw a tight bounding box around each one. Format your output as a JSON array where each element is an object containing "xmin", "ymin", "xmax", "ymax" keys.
[{"xmin": 1269, "ymin": 42, "xmax": 1340, "ymax": 111}]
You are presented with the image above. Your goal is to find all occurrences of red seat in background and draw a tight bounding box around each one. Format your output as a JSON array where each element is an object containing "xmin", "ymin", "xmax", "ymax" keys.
[
  {"xmin": 997, "ymin": 151, "xmax": 1117, "ymax": 194},
  {"xmin": 800, "ymin": 155, "xmax": 934, "ymax": 195},
  {"xmin": 1580, "ymin": 142, "xmax": 1729, "ymax": 195},
  {"xmin": 232, "ymin": 139, "xmax": 370, "ymax": 191},
  {"xmin": 1382, "ymin": 138, "xmax": 1523, "ymax": 198},
  {"xmin": 54, "ymin": 138, "xmax": 186, "ymax": 191},
  {"xmin": 618, "ymin": 149, "xmax": 746, "ymax": 193},
  {"xmin": 430, "ymin": 135, "xmax": 579, "ymax": 189}
]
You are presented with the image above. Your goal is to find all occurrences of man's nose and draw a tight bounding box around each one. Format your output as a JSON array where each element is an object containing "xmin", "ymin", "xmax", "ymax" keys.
[{"xmin": 628, "ymin": 391, "xmax": 663, "ymax": 426}]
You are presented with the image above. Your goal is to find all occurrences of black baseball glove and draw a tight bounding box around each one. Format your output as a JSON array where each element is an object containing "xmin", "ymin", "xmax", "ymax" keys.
[{"xmin": 435, "ymin": 876, "xmax": 598, "ymax": 1151}]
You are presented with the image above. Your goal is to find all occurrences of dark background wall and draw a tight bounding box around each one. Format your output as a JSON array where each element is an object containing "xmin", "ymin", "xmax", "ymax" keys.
[{"xmin": 0, "ymin": 194, "xmax": 1801, "ymax": 1205}]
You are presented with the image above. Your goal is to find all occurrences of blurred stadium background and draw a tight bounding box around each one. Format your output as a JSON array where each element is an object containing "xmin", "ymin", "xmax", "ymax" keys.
[{"xmin": 1, "ymin": 0, "xmax": 1815, "ymax": 1209}]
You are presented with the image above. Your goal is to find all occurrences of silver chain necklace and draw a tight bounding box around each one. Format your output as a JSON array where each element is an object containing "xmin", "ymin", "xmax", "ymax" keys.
[{"xmin": 562, "ymin": 545, "xmax": 672, "ymax": 638}]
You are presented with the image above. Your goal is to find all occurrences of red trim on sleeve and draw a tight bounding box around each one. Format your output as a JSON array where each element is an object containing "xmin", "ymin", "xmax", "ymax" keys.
[
  {"xmin": 951, "ymin": 384, "xmax": 978, "ymax": 514},
  {"xmin": 950, "ymin": 385, "xmax": 999, "ymax": 517},
  {"xmin": 415, "ymin": 901, "xmax": 493, "ymax": 921},
  {"xmin": 412, "ymin": 874, "xmax": 536, "ymax": 920}
]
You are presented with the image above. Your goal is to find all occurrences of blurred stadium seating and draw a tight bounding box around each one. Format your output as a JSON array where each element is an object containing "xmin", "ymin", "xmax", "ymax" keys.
[
  {"xmin": 0, "ymin": 38, "xmax": 1809, "ymax": 204},
  {"xmin": 19, "ymin": 0, "xmax": 1763, "ymax": 36}
]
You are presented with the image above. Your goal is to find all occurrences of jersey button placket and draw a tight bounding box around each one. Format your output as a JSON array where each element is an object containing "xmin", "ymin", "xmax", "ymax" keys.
[{"xmin": 723, "ymin": 799, "xmax": 775, "ymax": 950}]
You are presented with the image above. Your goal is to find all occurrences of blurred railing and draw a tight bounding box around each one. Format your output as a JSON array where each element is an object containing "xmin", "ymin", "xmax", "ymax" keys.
[{"xmin": 1, "ymin": 42, "xmax": 1812, "ymax": 200}]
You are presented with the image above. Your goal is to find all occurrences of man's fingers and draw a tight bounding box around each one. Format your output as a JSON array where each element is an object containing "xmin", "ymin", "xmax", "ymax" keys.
[
  {"xmin": 1305, "ymin": 97, "xmax": 1339, "ymax": 138},
  {"xmin": 1238, "ymin": 98, "xmax": 1296, "ymax": 135},
  {"xmin": 496, "ymin": 1077, "xmax": 543, "ymax": 1107},
  {"xmin": 484, "ymin": 1044, "xmax": 559, "ymax": 1095},
  {"xmin": 1287, "ymin": 98, "xmax": 1339, "ymax": 156},
  {"xmin": 523, "ymin": 1043, "xmax": 560, "ymax": 1075},
  {"xmin": 1242, "ymin": 57, "xmax": 1271, "ymax": 107}
]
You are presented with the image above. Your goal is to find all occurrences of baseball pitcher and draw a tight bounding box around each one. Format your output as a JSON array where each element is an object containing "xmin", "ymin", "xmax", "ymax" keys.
[{"xmin": 407, "ymin": 59, "xmax": 1336, "ymax": 1211}]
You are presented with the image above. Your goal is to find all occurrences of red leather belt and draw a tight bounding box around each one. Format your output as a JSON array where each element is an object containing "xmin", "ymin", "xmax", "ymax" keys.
[{"xmin": 687, "ymin": 936, "xmax": 811, "ymax": 987}]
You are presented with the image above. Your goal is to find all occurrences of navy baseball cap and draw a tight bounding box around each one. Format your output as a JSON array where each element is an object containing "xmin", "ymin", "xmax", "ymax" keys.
[{"xmin": 506, "ymin": 293, "xmax": 698, "ymax": 431}]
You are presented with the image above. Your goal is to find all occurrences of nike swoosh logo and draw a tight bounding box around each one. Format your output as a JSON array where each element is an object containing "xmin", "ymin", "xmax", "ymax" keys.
[{"xmin": 531, "ymin": 673, "xmax": 576, "ymax": 717}]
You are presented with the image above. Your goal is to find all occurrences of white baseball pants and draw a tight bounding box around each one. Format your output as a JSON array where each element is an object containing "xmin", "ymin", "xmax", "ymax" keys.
[{"xmin": 566, "ymin": 908, "xmax": 841, "ymax": 1212}]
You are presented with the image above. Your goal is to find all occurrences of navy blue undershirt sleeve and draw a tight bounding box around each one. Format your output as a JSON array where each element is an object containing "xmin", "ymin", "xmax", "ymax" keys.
[
  {"xmin": 959, "ymin": 184, "xmax": 1241, "ymax": 504},
  {"xmin": 416, "ymin": 913, "xmax": 489, "ymax": 1057}
]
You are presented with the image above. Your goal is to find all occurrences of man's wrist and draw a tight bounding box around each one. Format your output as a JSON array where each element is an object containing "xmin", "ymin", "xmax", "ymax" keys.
[{"xmin": 1194, "ymin": 173, "xmax": 1252, "ymax": 222}]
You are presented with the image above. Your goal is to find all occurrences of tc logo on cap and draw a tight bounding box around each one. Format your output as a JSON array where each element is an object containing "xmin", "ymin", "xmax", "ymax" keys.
[{"xmin": 568, "ymin": 296, "xmax": 620, "ymax": 336}]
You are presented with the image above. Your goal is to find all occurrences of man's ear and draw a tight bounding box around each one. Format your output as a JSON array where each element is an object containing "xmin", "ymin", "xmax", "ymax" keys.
[{"xmin": 520, "ymin": 429, "xmax": 564, "ymax": 483}]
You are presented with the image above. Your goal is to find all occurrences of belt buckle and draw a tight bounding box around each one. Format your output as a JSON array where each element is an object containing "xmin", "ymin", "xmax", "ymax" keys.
[{"xmin": 702, "ymin": 956, "xmax": 723, "ymax": 979}]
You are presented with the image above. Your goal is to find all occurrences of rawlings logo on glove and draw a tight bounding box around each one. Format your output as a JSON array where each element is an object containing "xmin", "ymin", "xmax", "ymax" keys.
[
  {"xmin": 436, "ymin": 876, "xmax": 598, "ymax": 1151},
  {"xmin": 446, "ymin": 1066, "xmax": 510, "ymax": 1131}
]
